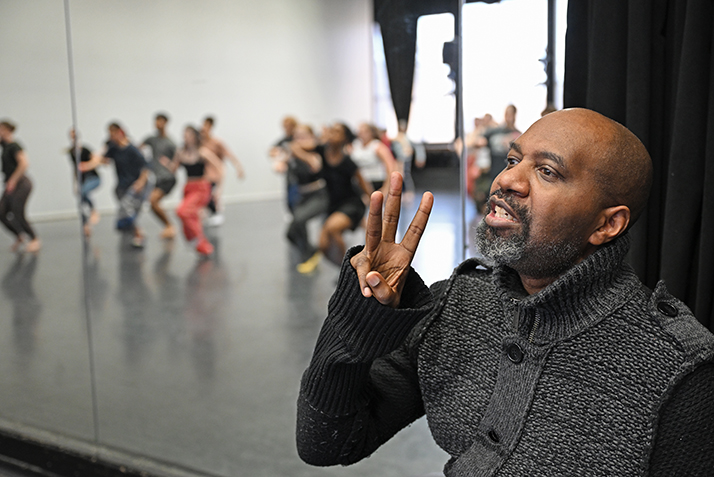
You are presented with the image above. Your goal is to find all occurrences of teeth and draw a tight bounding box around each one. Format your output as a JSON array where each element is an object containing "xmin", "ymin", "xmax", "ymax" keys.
[{"xmin": 494, "ymin": 205, "xmax": 514, "ymax": 221}]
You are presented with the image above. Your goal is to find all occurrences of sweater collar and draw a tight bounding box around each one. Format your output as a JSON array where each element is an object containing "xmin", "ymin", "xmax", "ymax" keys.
[{"xmin": 492, "ymin": 233, "xmax": 638, "ymax": 344}]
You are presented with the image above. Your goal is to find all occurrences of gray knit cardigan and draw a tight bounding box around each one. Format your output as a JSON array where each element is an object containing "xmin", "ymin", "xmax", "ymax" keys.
[{"xmin": 297, "ymin": 235, "xmax": 714, "ymax": 476}]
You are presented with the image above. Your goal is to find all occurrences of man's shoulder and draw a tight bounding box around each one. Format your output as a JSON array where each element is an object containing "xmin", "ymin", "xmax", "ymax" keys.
[
  {"xmin": 453, "ymin": 257, "xmax": 496, "ymax": 282},
  {"xmin": 645, "ymin": 281, "xmax": 714, "ymax": 362},
  {"xmin": 426, "ymin": 258, "xmax": 497, "ymax": 308}
]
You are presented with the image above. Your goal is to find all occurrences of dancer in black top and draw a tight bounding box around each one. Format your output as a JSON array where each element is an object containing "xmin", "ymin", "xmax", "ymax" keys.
[
  {"xmin": 293, "ymin": 122, "xmax": 370, "ymax": 269},
  {"xmin": 83, "ymin": 123, "xmax": 150, "ymax": 248},
  {"xmin": 171, "ymin": 126, "xmax": 222, "ymax": 256},
  {"xmin": 0, "ymin": 120, "xmax": 40, "ymax": 253},
  {"xmin": 68, "ymin": 128, "xmax": 101, "ymax": 237}
]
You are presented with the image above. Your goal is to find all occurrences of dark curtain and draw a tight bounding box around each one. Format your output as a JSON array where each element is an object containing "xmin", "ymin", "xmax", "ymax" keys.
[{"xmin": 564, "ymin": 0, "xmax": 714, "ymax": 331}]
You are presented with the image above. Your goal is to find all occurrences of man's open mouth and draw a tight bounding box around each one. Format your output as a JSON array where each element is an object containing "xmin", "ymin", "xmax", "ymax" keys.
[
  {"xmin": 489, "ymin": 198, "xmax": 519, "ymax": 224},
  {"xmin": 493, "ymin": 204, "xmax": 516, "ymax": 222}
]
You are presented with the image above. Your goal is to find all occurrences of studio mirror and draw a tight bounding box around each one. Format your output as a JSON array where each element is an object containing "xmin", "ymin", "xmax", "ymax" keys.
[
  {"xmin": 0, "ymin": 0, "xmax": 95, "ymax": 449},
  {"xmin": 66, "ymin": 0, "xmax": 449, "ymax": 475}
]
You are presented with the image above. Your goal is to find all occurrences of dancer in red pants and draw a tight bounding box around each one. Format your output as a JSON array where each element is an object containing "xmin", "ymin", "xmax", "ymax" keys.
[{"xmin": 171, "ymin": 126, "xmax": 221, "ymax": 256}]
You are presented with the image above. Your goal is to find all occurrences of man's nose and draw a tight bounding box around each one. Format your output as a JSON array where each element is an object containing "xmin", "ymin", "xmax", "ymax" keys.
[{"xmin": 494, "ymin": 162, "xmax": 529, "ymax": 197}]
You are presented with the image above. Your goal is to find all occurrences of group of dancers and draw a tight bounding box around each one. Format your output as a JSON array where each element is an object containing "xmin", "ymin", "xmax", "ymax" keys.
[
  {"xmin": 70, "ymin": 113, "xmax": 245, "ymax": 256},
  {"xmin": 269, "ymin": 116, "xmax": 420, "ymax": 274},
  {"xmin": 1, "ymin": 113, "xmax": 416, "ymax": 265}
]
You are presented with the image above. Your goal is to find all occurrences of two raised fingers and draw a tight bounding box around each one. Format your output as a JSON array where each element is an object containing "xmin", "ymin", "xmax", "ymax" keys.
[
  {"xmin": 365, "ymin": 172, "xmax": 403, "ymax": 255},
  {"xmin": 353, "ymin": 172, "xmax": 434, "ymax": 304}
]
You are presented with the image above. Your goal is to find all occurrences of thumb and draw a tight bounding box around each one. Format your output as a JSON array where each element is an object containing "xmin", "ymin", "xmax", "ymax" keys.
[{"xmin": 366, "ymin": 271, "xmax": 399, "ymax": 308}]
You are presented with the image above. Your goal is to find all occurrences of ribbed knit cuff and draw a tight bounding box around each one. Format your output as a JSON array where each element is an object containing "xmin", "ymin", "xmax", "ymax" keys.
[
  {"xmin": 300, "ymin": 246, "xmax": 433, "ymax": 415},
  {"xmin": 327, "ymin": 246, "xmax": 432, "ymax": 360}
]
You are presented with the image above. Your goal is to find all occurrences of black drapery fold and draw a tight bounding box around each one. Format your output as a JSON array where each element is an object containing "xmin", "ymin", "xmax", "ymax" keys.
[
  {"xmin": 374, "ymin": 2, "xmax": 419, "ymax": 124},
  {"xmin": 564, "ymin": 0, "xmax": 714, "ymax": 331},
  {"xmin": 374, "ymin": 0, "xmax": 501, "ymax": 125}
]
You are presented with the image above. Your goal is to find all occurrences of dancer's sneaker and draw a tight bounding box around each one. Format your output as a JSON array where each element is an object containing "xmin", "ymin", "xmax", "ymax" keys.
[
  {"xmin": 205, "ymin": 214, "xmax": 224, "ymax": 227},
  {"xmin": 297, "ymin": 251, "xmax": 322, "ymax": 274},
  {"xmin": 196, "ymin": 238, "xmax": 214, "ymax": 256},
  {"xmin": 131, "ymin": 235, "xmax": 145, "ymax": 249}
]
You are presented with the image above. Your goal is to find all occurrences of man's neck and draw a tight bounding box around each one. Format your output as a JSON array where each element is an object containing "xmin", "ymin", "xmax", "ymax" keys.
[
  {"xmin": 517, "ymin": 247, "xmax": 596, "ymax": 295},
  {"xmin": 518, "ymin": 275, "xmax": 558, "ymax": 295}
]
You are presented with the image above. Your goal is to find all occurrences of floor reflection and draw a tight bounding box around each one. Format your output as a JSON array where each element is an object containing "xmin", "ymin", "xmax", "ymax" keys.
[
  {"xmin": 185, "ymin": 254, "xmax": 230, "ymax": 382},
  {"xmin": 117, "ymin": 234, "xmax": 155, "ymax": 367},
  {"xmin": 0, "ymin": 221, "xmax": 93, "ymax": 441},
  {"xmin": 2, "ymin": 254, "xmax": 41, "ymax": 361},
  {"xmin": 1, "ymin": 193, "xmax": 466, "ymax": 476}
]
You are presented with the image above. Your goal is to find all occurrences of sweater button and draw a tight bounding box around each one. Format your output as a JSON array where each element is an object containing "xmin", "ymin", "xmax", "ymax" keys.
[
  {"xmin": 657, "ymin": 301, "xmax": 678, "ymax": 317},
  {"xmin": 506, "ymin": 343, "xmax": 524, "ymax": 364},
  {"xmin": 487, "ymin": 429, "xmax": 501, "ymax": 443}
]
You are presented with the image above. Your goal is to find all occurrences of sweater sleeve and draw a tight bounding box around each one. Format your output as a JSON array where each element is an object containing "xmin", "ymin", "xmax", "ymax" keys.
[
  {"xmin": 296, "ymin": 246, "xmax": 435, "ymax": 466},
  {"xmin": 649, "ymin": 363, "xmax": 714, "ymax": 476}
]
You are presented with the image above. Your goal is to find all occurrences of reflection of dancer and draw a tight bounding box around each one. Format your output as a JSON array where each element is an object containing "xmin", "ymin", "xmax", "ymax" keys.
[
  {"xmin": 300, "ymin": 123, "xmax": 370, "ymax": 268},
  {"xmin": 2, "ymin": 253, "xmax": 42, "ymax": 359},
  {"xmin": 390, "ymin": 119, "xmax": 415, "ymax": 198},
  {"xmin": 269, "ymin": 116, "xmax": 298, "ymax": 212},
  {"xmin": 200, "ymin": 116, "xmax": 245, "ymax": 226},
  {"xmin": 116, "ymin": 237, "xmax": 153, "ymax": 366},
  {"xmin": 464, "ymin": 114, "xmax": 497, "ymax": 215},
  {"xmin": 85, "ymin": 123, "xmax": 151, "ymax": 248},
  {"xmin": 172, "ymin": 126, "xmax": 222, "ymax": 256},
  {"xmin": 287, "ymin": 124, "xmax": 329, "ymax": 272},
  {"xmin": 140, "ymin": 113, "xmax": 177, "ymax": 240},
  {"xmin": 351, "ymin": 122, "xmax": 396, "ymax": 194},
  {"xmin": 0, "ymin": 120, "xmax": 41, "ymax": 253},
  {"xmin": 479, "ymin": 104, "xmax": 521, "ymax": 184},
  {"xmin": 185, "ymin": 259, "xmax": 229, "ymax": 381},
  {"xmin": 68, "ymin": 129, "xmax": 101, "ymax": 237}
]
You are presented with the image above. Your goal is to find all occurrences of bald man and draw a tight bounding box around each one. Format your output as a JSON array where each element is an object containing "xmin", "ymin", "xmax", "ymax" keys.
[{"xmin": 296, "ymin": 109, "xmax": 714, "ymax": 476}]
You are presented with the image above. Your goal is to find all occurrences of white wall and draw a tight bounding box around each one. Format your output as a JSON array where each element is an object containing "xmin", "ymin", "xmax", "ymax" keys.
[
  {"xmin": 0, "ymin": 0, "xmax": 372, "ymax": 219},
  {"xmin": 0, "ymin": 1, "xmax": 77, "ymax": 219}
]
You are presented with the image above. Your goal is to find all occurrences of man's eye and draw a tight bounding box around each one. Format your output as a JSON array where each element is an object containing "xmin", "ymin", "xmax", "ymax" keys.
[
  {"xmin": 506, "ymin": 156, "xmax": 519, "ymax": 166},
  {"xmin": 539, "ymin": 167, "xmax": 557, "ymax": 178}
]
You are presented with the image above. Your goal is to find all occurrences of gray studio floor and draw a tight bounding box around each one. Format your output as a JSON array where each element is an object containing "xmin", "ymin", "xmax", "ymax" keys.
[{"xmin": 0, "ymin": 189, "xmax": 477, "ymax": 477}]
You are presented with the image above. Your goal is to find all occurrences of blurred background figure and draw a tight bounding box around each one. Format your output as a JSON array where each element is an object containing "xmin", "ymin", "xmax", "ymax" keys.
[
  {"xmin": 464, "ymin": 113, "xmax": 497, "ymax": 215},
  {"xmin": 477, "ymin": 104, "xmax": 521, "ymax": 185},
  {"xmin": 390, "ymin": 119, "xmax": 415, "ymax": 200},
  {"xmin": 287, "ymin": 124, "xmax": 328, "ymax": 273},
  {"xmin": 350, "ymin": 122, "xmax": 397, "ymax": 195},
  {"xmin": 85, "ymin": 122, "xmax": 151, "ymax": 248},
  {"xmin": 139, "ymin": 112, "xmax": 177, "ymax": 240},
  {"xmin": 67, "ymin": 128, "xmax": 101, "ymax": 237},
  {"xmin": 318, "ymin": 123, "xmax": 370, "ymax": 267},
  {"xmin": 172, "ymin": 126, "xmax": 222, "ymax": 257},
  {"xmin": 200, "ymin": 116, "xmax": 245, "ymax": 226},
  {"xmin": 268, "ymin": 116, "xmax": 298, "ymax": 212},
  {"xmin": 0, "ymin": 120, "xmax": 40, "ymax": 253}
]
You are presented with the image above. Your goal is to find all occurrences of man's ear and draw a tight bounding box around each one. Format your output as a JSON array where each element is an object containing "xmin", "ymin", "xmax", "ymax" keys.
[{"xmin": 588, "ymin": 206, "xmax": 630, "ymax": 246}]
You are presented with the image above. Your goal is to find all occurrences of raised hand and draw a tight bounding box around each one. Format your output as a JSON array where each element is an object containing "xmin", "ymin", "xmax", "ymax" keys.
[{"xmin": 350, "ymin": 172, "xmax": 433, "ymax": 308}]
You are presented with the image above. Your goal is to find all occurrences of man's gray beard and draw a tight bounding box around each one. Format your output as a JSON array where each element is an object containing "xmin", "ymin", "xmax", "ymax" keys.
[{"xmin": 474, "ymin": 217, "xmax": 582, "ymax": 280}]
